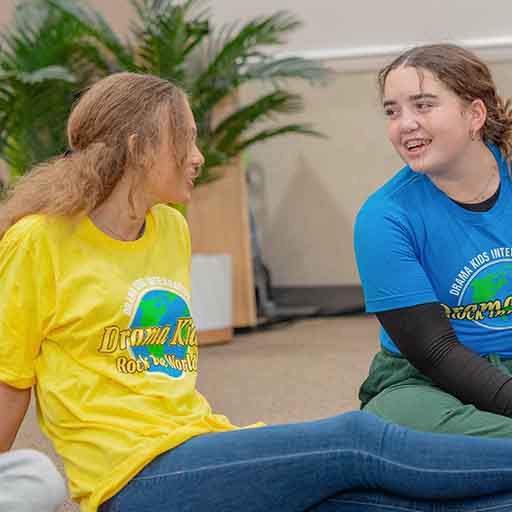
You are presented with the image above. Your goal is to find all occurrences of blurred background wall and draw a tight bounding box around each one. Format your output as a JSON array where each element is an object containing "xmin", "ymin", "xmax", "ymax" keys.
[{"xmin": 1, "ymin": 0, "xmax": 511, "ymax": 286}]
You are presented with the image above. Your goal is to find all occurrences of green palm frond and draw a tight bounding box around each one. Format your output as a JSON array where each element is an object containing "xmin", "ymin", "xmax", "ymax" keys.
[
  {"xmin": 243, "ymin": 57, "xmax": 331, "ymax": 86},
  {"xmin": 0, "ymin": 66, "xmax": 76, "ymax": 84},
  {"xmin": 192, "ymin": 12, "xmax": 327, "ymax": 122},
  {"xmin": 211, "ymin": 90, "xmax": 304, "ymax": 152},
  {"xmin": 233, "ymin": 124, "xmax": 324, "ymax": 154},
  {"xmin": 0, "ymin": 0, "xmax": 330, "ymax": 185},
  {"xmin": 195, "ymin": 123, "xmax": 323, "ymax": 186},
  {"xmin": 129, "ymin": 0, "xmax": 209, "ymax": 82},
  {"xmin": 0, "ymin": 78, "xmax": 77, "ymax": 174},
  {"xmin": 2, "ymin": 5, "xmax": 76, "ymax": 71},
  {"xmin": 47, "ymin": 0, "xmax": 137, "ymax": 72},
  {"xmin": 192, "ymin": 13, "xmax": 300, "ymax": 106},
  {"xmin": 0, "ymin": 3, "xmax": 90, "ymax": 174}
]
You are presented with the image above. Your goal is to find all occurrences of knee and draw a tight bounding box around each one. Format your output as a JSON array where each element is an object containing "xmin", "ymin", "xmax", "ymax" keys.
[
  {"xmin": 8, "ymin": 450, "xmax": 67, "ymax": 512},
  {"xmin": 329, "ymin": 410, "xmax": 386, "ymax": 441}
]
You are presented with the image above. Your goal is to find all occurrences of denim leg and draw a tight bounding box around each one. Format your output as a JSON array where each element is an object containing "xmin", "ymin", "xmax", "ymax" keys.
[
  {"xmin": 310, "ymin": 490, "xmax": 512, "ymax": 512},
  {"xmin": 100, "ymin": 411, "xmax": 512, "ymax": 512}
]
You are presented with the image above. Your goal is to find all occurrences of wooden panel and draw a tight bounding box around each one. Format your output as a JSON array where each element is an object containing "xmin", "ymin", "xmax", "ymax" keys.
[
  {"xmin": 198, "ymin": 327, "xmax": 233, "ymax": 345},
  {"xmin": 187, "ymin": 157, "xmax": 257, "ymax": 328}
]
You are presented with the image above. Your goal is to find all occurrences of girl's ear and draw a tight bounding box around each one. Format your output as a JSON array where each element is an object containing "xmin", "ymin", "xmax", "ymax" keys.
[{"xmin": 469, "ymin": 98, "xmax": 487, "ymax": 133}]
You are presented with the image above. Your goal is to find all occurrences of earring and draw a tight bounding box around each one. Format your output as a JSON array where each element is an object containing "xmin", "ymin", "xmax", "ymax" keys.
[{"xmin": 470, "ymin": 129, "xmax": 476, "ymax": 141}]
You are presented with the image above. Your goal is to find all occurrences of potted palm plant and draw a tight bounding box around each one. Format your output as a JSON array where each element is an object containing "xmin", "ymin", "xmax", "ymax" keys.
[{"xmin": 0, "ymin": 0, "xmax": 329, "ymax": 340}]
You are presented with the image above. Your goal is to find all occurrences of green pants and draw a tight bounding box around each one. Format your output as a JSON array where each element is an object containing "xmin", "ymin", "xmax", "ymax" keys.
[{"xmin": 360, "ymin": 349, "xmax": 512, "ymax": 438}]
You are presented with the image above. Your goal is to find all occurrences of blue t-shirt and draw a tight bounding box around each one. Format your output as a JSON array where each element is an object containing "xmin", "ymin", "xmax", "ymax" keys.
[{"xmin": 354, "ymin": 144, "xmax": 512, "ymax": 356}]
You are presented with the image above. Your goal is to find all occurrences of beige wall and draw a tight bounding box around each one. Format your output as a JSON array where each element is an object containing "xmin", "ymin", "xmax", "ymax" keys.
[
  {"xmin": 243, "ymin": 72, "xmax": 397, "ymax": 286},
  {"xmin": 1, "ymin": 1, "xmax": 512, "ymax": 285}
]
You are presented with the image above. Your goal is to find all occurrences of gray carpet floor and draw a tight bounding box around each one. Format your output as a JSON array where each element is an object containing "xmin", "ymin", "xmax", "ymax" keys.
[{"xmin": 14, "ymin": 314, "xmax": 379, "ymax": 511}]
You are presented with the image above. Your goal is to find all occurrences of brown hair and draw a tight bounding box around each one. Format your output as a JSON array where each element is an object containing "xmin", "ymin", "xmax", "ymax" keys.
[
  {"xmin": 378, "ymin": 43, "xmax": 512, "ymax": 159},
  {"xmin": 0, "ymin": 72, "xmax": 189, "ymax": 238}
]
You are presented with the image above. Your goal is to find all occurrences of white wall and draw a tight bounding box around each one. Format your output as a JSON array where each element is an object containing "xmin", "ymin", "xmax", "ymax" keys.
[{"xmin": 209, "ymin": 0, "xmax": 512, "ymax": 64}]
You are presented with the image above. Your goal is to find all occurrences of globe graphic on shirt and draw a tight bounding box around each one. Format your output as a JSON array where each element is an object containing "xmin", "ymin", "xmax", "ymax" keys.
[
  {"xmin": 129, "ymin": 289, "xmax": 196, "ymax": 377},
  {"xmin": 460, "ymin": 261, "xmax": 512, "ymax": 329}
]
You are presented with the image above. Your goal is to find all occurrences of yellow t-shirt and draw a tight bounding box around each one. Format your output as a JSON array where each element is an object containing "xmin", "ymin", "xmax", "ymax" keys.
[{"xmin": 0, "ymin": 205, "xmax": 238, "ymax": 511}]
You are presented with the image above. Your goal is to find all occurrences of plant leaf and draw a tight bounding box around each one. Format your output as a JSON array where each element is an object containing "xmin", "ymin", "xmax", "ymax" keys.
[{"xmin": 0, "ymin": 65, "xmax": 76, "ymax": 83}]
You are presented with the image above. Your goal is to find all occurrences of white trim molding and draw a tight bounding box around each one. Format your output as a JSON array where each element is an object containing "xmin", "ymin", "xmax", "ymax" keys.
[{"xmin": 278, "ymin": 36, "xmax": 512, "ymax": 72}]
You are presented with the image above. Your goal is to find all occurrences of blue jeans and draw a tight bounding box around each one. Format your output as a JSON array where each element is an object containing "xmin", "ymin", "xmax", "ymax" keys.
[{"xmin": 99, "ymin": 411, "xmax": 512, "ymax": 511}]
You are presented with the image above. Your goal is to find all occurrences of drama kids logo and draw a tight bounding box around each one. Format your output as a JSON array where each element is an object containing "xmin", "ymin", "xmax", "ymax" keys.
[
  {"xmin": 444, "ymin": 249, "xmax": 512, "ymax": 330},
  {"xmin": 98, "ymin": 277, "xmax": 198, "ymax": 377}
]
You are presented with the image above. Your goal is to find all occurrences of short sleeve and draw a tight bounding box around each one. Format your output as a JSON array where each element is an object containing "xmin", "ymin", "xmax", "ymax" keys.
[
  {"xmin": 180, "ymin": 213, "xmax": 192, "ymax": 263},
  {"xmin": 169, "ymin": 207, "xmax": 191, "ymax": 270},
  {"xmin": 354, "ymin": 202, "xmax": 438, "ymax": 313},
  {"xmin": 0, "ymin": 223, "xmax": 53, "ymax": 388}
]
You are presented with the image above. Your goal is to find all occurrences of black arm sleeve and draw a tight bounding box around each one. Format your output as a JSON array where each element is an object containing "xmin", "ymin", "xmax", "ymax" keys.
[{"xmin": 376, "ymin": 302, "xmax": 512, "ymax": 416}]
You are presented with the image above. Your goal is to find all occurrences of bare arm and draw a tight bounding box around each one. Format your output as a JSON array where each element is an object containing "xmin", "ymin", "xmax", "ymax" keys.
[{"xmin": 0, "ymin": 381, "xmax": 31, "ymax": 452}]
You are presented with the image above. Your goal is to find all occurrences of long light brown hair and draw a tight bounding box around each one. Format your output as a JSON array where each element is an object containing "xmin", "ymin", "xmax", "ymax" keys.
[
  {"xmin": 378, "ymin": 44, "xmax": 512, "ymax": 160},
  {"xmin": 0, "ymin": 72, "xmax": 189, "ymax": 238}
]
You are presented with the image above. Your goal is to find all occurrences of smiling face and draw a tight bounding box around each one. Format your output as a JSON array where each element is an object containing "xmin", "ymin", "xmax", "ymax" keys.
[
  {"xmin": 383, "ymin": 65, "xmax": 477, "ymax": 176},
  {"xmin": 144, "ymin": 100, "xmax": 204, "ymax": 205}
]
